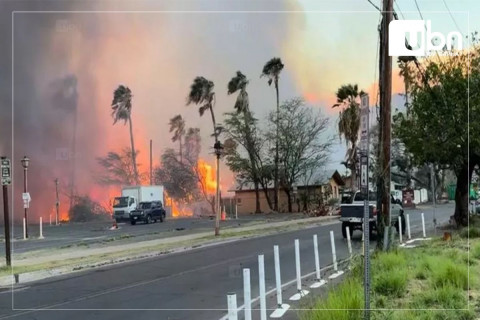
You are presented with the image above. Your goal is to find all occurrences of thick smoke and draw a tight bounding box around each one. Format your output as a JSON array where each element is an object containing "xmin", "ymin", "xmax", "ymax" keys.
[{"xmin": 0, "ymin": 0, "xmax": 293, "ymax": 223}]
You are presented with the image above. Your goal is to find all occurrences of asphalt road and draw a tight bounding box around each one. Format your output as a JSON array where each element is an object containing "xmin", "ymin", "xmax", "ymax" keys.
[
  {"xmin": 0, "ymin": 204, "xmax": 454, "ymax": 320},
  {"xmin": 0, "ymin": 214, "xmax": 307, "ymax": 255}
]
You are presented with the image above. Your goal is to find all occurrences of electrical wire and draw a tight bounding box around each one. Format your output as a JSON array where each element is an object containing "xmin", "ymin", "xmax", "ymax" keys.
[{"xmin": 441, "ymin": 0, "xmax": 463, "ymax": 35}]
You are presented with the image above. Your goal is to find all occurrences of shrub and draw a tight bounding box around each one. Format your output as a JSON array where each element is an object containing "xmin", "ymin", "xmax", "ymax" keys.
[
  {"xmin": 419, "ymin": 285, "xmax": 466, "ymax": 309},
  {"xmin": 372, "ymin": 251, "xmax": 406, "ymax": 272}
]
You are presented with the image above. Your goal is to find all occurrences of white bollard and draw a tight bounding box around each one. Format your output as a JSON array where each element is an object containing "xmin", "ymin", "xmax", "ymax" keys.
[
  {"xmin": 49, "ymin": 214, "xmax": 52, "ymax": 226},
  {"xmin": 273, "ymin": 245, "xmax": 283, "ymax": 306},
  {"xmin": 258, "ymin": 255, "xmax": 267, "ymax": 320},
  {"xmin": 235, "ymin": 204, "xmax": 238, "ymax": 219},
  {"xmin": 227, "ymin": 293, "xmax": 238, "ymax": 320},
  {"xmin": 310, "ymin": 234, "xmax": 327, "ymax": 289},
  {"xmin": 330, "ymin": 231, "xmax": 337, "ymax": 271},
  {"xmin": 398, "ymin": 216, "xmax": 403, "ymax": 243},
  {"xmin": 421, "ymin": 212, "xmax": 426, "ymax": 238},
  {"xmin": 243, "ymin": 268, "xmax": 251, "ymax": 320},
  {"xmin": 346, "ymin": 226, "xmax": 353, "ymax": 257},
  {"xmin": 295, "ymin": 239, "xmax": 301, "ymax": 291},
  {"xmin": 406, "ymin": 213, "xmax": 411, "ymax": 240},
  {"xmin": 39, "ymin": 217, "xmax": 44, "ymax": 239},
  {"xmin": 289, "ymin": 239, "xmax": 309, "ymax": 301},
  {"xmin": 23, "ymin": 218, "xmax": 26, "ymax": 240},
  {"xmin": 328, "ymin": 230, "xmax": 344, "ymax": 279},
  {"xmin": 270, "ymin": 245, "xmax": 290, "ymax": 318}
]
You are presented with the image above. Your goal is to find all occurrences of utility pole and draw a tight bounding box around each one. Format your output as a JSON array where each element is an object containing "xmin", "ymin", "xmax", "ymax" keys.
[
  {"xmin": 377, "ymin": 0, "xmax": 393, "ymax": 249},
  {"xmin": 55, "ymin": 178, "xmax": 59, "ymax": 226},
  {"xmin": 1, "ymin": 157, "xmax": 11, "ymax": 267},
  {"xmin": 150, "ymin": 139, "xmax": 153, "ymax": 185}
]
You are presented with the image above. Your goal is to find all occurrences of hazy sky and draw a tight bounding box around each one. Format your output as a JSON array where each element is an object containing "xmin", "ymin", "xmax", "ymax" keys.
[{"xmin": 1, "ymin": 0, "xmax": 478, "ymax": 217}]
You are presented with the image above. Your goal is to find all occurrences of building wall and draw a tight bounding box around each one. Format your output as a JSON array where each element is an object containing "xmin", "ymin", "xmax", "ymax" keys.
[{"xmin": 235, "ymin": 177, "xmax": 343, "ymax": 214}]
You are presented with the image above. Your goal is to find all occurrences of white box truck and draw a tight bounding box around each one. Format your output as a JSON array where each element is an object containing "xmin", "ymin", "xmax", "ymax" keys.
[{"xmin": 113, "ymin": 186, "xmax": 164, "ymax": 222}]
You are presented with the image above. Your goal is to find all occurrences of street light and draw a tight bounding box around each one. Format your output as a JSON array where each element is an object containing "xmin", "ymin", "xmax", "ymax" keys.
[
  {"xmin": 213, "ymin": 140, "xmax": 224, "ymax": 236},
  {"xmin": 21, "ymin": 156, "xmax": 30, "ymax": 238}
]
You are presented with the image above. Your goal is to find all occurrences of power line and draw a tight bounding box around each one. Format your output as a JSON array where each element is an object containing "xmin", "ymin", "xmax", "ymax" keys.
[
  {"xmin": 413, "ymin": 0, "xmax": 424, "ymax": 20},
  {"xmin": 394, "ymin": 0, "xmax": 405, "ymax": 20},
  {"xmin": 442, "ymin": 0, "xmax": 463, "ymax": 35}
]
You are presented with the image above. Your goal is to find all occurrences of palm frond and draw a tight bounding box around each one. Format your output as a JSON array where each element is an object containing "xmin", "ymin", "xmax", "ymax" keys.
[{"xmin": 111, "ymin": 85, "xmax": 132, "ymax": 125}]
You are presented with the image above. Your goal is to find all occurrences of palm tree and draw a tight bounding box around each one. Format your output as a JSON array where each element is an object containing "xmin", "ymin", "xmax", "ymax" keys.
[
  {"xmin": 187, "ymin": 76, "xmax": 222, "ymax": 236},
  {"xmin": 169, "ymin": 114, "xmax": 186, "ymax": 162},
  {"xmin": 332, "ymin": 84, "xmax": 365, "ymax": 192},
  {"xmin": 228, "ymin": 71, "xmax": 261, "ymax": 213},
  {"xmin": 261, "ymin": 57, "xmax": 284, "ymax": 212},
  {"xmin": 111, "ymin": 85, "xmax": 139, "ymax": 185}
]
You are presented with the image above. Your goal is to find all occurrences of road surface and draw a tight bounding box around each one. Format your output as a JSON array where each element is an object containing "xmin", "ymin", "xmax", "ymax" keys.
[{"xmin": 0, "ymin": 204, "xmax": 454, "ymax": 320}]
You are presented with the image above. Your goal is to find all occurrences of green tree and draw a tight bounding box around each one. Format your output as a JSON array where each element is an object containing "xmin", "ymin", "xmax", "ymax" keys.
[
  {"xmin": 332, "ymin": 84, "xmax": 365, "ymax": 192},
  {"xmin": 169, "ymin": 114, "xmax": 186, "ymax": 162},
  {"xmin": 111, "ymin": 85, "xmax": 139, "ymax": 184},
  {"xmin": 261, "ymin": 57, "xmax": 284, "ymax": 211},
  {"xmin": 226, "ymin": 71, "xmax": 262, "ymax": 213},
  {"xmin": 393, "ymin": 41, "xmax": 480, "ymax": 226}
]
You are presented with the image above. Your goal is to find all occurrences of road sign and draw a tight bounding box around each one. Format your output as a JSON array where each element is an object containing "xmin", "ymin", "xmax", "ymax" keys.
[
  {"xmin": 22, "ymin": 192, "xmax": 31, "ymax": 209},
  {"xmin": 1, "ymin": 158, "xmax": 11, "ymax": 186},
  {"xmin": 360, "ymin": 95, "xmax": 370, "ymax": 154}
]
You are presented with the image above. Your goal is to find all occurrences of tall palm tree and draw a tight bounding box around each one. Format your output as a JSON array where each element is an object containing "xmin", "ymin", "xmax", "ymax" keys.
[
  {"xmin": 111, "ymin": 85, "xmax": 139, "ymax": 185},
  {"xmin": 187, "ymin": 76, "xmax": 222, "ymax": 236},
  {"xmin": 169, "ymin": 114, "xmax": 186, "ymax": 162},
  {"xmin": 261, "ymin": 57, "xmax": 284, "ymax": 212},
  {"xmin": 228, "ymin": 71, "xmax": 261, "ymax": 213},
  {"xmin": 333, "ymin": 84, "xmax": 365, "ymax": 192}
]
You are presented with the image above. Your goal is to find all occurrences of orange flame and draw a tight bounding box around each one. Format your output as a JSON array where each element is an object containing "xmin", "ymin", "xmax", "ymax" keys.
[{"xmin": 198, "ymin": 159, "xmax": 217, "ymax": 195}]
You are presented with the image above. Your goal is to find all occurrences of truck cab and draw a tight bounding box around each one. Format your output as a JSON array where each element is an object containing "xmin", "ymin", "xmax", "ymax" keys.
[
  {"xmin": 339, "ymin": 191, "xmax": 404, "ymax": 238},
  {"xmin": 113, "ymin": 196, "xmax": 137, "ymax": 222}
]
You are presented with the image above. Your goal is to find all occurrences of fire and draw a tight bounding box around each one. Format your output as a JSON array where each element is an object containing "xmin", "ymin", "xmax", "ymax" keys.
[
  {"xmin": 198, "ymin": 159, "xmax": 217, "ymax": 195},
  {"xmin": 164, "ymin": 194, "xmax": 193, "ymax": 218}
]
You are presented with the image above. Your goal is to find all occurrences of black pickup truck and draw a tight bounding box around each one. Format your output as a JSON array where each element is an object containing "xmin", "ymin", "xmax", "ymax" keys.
[{"xmin": 129, "ymin": 201, "xmax": 166, "ymax": 225}]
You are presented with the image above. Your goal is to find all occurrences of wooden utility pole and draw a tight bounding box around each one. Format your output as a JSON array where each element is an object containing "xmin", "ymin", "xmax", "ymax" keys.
[
  {"xmin": 150, "ymin": 139, "xmax": 153, "ymax": 185},
  {"xmin": 377, "ymin": 0, "xmax": 393, "ymax": 250},
  {"xmin": 2, "ymin": 184, "xmax": 11, "ymax": 266},
  {"xmin": 55, "ymin": 178, "xmax": 59, "ymax": 225}
]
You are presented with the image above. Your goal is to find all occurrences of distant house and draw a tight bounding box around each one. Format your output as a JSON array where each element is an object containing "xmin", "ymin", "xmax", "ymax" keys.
[{"xmin": 232, "ymin": 170, "xmax": 345, "ymax": 215}]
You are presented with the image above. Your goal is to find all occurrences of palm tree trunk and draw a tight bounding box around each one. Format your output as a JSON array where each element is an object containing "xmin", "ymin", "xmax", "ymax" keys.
[
  {"xmin": 208, "ymin": 105, "xmax": 221, "ymax": 236},
  {"xmin": 274, "ymin": 80, "xmax": 280, "ymax": 212},
  {"xmin": 69, "ymin": 107, "xmax": 77, "ymax": 211},
  {"xmin": 128, "ymin": 115, "xmax": 139, "ymax": 185}
]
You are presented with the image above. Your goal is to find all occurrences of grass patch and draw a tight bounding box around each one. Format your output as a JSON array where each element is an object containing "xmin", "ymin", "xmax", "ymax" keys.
[
  {"xmin": 301, "ymin": 279, "xmax": 363, "ymax": 320},
  {"xmin": 430, "ymin": 261, "xmax": 468, "ymax": 290},
  {"xmin": 302, "ymin": 227, "xmax": 479, "ymax": 320},
  {"xmin": 373, "ymin": 269, "xmax": 408, "ymax": 297},
  {"xmin": 460, "ymin": 226, "xmax": 480, "ymax": 238}
]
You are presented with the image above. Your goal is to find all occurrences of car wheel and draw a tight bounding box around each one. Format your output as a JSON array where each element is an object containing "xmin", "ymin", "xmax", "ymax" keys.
[
  {"xmin": 146, "ymin": 215, "xmax": 152, "ymax": 224},
  {"xmin": 159, "ymin": 214, "xmax": 164, "ymax": 223},
  {"xmin": 130, "ymin": 220, "xmax": 136, "ymax": 225},
  {"xmin": 115, "ymin": 218, "xmax": 121, "ymax": 224}
]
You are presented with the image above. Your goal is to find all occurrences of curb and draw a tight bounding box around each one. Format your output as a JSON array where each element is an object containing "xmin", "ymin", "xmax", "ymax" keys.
[{"xmin": 0, "ymin": 216, "xmax": 339, "ymax": 287}]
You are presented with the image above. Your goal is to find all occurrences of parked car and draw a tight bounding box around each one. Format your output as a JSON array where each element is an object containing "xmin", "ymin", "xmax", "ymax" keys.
[
  {"xmin": 129, "ymin": 201, "xmax": 166, "ymax": 225},
  {"xmin": 339, "ymin": 191, "xmax": 404, "ymax": 238}
]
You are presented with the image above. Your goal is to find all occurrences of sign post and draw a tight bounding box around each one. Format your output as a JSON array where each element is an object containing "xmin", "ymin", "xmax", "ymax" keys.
[
  {"xmin": 360, "ymin": 95, "xmax": 370, "ymax": 320},
  {"xmin": 1, "ymin": 157, "xmax": 11, "ymax": 266}
]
